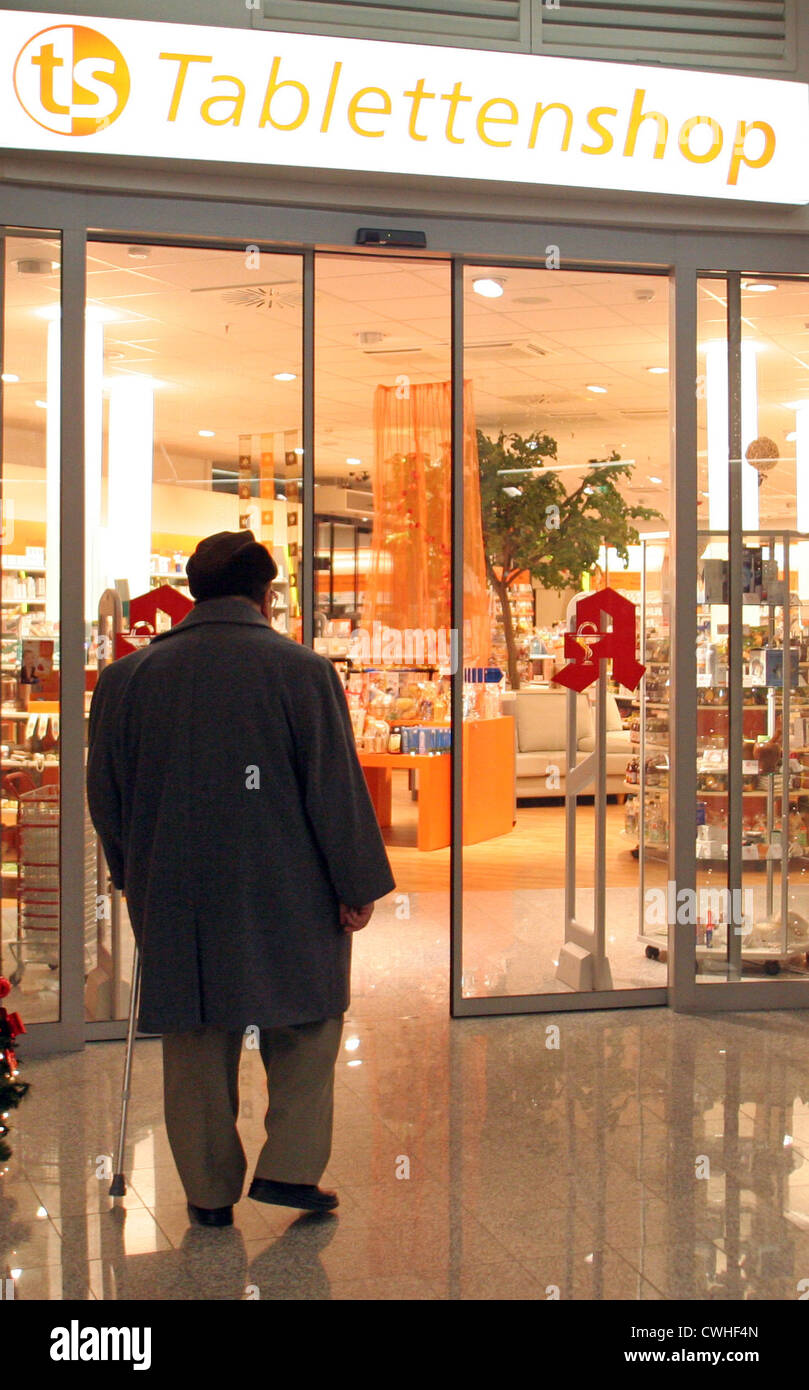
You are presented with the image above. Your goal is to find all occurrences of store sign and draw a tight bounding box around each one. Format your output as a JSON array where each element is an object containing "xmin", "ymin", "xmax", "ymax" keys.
[{"xmin": 1, "ymin": 9, "xmax": 808, "ymax": 203}]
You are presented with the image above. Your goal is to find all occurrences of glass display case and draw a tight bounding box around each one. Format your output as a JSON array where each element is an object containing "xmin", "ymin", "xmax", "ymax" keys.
[
  {"xmin": 694, "ymin": 531, "xmax": 809, "ymax": 980},
  {"xmin": 630, "ymin": 532, "xmax": 809, "ymax": 979}
]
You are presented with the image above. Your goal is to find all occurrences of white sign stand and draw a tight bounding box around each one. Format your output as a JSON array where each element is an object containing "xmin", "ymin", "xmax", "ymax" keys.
[{"xmin": 556, "ymin": 593, "xmax": 614, "ymax": 992}]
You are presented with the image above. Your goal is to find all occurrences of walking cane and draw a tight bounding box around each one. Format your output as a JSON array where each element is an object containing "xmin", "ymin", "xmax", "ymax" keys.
[{"xmin": 109, "ymin": 944, "xmax": 142, "ymax": 1197}]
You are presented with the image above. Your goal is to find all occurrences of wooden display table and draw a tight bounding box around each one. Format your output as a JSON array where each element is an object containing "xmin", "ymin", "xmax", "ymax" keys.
[{"xmin": 358, "ymin": 716, "xmax": 514, "ymax": 851}]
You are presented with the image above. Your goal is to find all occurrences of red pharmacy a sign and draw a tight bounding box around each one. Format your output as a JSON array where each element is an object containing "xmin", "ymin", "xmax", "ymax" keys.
[{"xmin": 554, "ymin": 587, "xmax": 645, "ymax": 694}]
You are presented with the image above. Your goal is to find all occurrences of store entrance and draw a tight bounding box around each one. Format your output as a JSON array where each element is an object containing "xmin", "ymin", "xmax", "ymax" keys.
[{"xmin": 1, "ymin": 233, "xmax": 675, "ymax": 1041}]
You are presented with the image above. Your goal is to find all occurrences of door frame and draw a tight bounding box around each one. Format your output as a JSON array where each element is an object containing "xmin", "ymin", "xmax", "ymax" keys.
[{"xmin": 3, "ymin": 184, "xmax": 809, "ymax": 1049}]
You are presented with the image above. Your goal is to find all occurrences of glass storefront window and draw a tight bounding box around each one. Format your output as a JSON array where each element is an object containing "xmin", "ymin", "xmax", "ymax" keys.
[{"xmin": 1, "ymin": 232, "xmax": 62, "ymax": 1024}]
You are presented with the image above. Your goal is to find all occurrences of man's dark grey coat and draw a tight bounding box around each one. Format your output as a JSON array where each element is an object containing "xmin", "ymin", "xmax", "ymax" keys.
[{"xmin": 87, "ymin": 598, "xmax": 395, "ymax": 1034}]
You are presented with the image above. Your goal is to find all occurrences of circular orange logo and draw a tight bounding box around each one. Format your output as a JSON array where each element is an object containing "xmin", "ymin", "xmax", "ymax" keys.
[{"xmin": 14, "ymin": 24, "xmax": 130, "ymax": 136}]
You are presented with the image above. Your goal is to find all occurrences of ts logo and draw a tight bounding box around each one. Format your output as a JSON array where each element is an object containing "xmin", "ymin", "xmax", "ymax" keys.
[{"xmin": 14, "ymin": 25, "xmax": 130, "ymax": 136}]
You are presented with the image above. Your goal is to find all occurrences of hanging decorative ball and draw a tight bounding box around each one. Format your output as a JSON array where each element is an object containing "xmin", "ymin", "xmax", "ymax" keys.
[{"xmin": 745, "ymin": 436, "xmax": 779, "ymax": 478}]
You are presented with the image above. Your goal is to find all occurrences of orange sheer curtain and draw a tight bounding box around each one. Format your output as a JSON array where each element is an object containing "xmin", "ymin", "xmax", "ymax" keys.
[{"xmin": 362, "ymin": 380, "xmax": 489, "ymax": 666}]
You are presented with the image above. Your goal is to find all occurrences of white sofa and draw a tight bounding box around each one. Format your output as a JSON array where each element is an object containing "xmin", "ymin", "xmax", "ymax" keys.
[{"xmin": 500, "ymin": 686, "xmax": 632, "ymax": 801}]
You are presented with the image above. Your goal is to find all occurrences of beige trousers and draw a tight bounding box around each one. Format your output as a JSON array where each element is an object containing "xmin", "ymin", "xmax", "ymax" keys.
[{"xmin": 161, "ymin": 1016, "xmax": 344, "ymax": 1208}]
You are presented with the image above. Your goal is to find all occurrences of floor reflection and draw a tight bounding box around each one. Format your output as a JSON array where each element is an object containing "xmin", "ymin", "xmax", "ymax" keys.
[{"xmin": 4, "ymin": 999, "xmax": 809, "ymax": 1299}]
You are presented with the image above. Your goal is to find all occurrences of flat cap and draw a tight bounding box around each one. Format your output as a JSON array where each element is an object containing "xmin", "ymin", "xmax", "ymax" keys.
[{"xmin": 186, "ymin": 530, "xmax": 277, "ymax": 601}]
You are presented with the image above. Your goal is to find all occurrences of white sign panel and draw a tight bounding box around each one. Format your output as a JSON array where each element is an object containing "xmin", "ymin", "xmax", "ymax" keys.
[{"xmin": 0, "ymin": 9, "xmax": 807, "ymax": 202}]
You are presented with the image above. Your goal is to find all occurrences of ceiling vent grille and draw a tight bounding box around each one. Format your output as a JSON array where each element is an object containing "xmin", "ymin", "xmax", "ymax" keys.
[
  {"xmin": 538, "ymin": 1, "xmax": 790, "ymax": 71},
  {"xmin": 466, "ymin": 339, "xmax": 556, "ymax": 363},
  {"xmin": 359, "ymin": 344, "xmax": 446, "ymax": 367},
  {"xmin": 255, "ymin": 0, "xmax": 525, "ymax": 50},
  {"xmin": 190, "ymin": 281, "xmax": 303, "ymax": 311}
]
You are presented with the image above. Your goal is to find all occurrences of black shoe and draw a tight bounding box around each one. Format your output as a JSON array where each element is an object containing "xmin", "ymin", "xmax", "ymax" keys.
[
  {"xmin": 248, "ymin": 1178, "xmax": 339, "ymax": 1212},
  {"xmin": 187, "ymin": 1202, "xmax": 234, "ymax": 1227}
]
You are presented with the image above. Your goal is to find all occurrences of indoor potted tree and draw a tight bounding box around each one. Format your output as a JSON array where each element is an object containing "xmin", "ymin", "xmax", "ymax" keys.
[{"xmin": 477, "ymin": 429, "xmax": 660, "ymax": 689}]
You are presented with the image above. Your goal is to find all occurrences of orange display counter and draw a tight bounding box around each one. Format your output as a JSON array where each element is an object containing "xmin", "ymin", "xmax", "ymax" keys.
[{"xmin": 358, "ymin": 715, "xmax": 514, "ymax": 851}]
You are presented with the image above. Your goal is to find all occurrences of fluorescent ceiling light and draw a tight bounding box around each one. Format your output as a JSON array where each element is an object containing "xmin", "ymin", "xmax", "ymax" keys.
[
  {"xmin": 35, "ymin": 302, "xmax": 120, "ymax": 323},
  {"xmin": 1, "ymin": 373, "xmax": 19, "ymax": 383},
  {"xmin": 472, "ymin": 277, "xmax": 505, "ymax": 299},
  {"xmin": 586, "ymin": 384, "xmax": 607, "ymax": 393},
  {"xmin": 274, "ymin": 371, "xmax": 297, "ymax": 382}
]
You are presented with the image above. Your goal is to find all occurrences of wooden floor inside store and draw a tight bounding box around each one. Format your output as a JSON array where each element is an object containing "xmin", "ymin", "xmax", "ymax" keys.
[{"xmin": 381, "ymin": 782, "xmax": 665, "ymax": 893}]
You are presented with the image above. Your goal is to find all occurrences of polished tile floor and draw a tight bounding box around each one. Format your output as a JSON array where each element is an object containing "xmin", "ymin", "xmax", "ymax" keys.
[{"xmin": 4, "ymin": 952, "xmax": 809, "ymax": 1298}]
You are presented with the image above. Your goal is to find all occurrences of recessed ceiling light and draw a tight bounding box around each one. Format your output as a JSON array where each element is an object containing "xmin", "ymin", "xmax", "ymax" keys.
[
  {"xmin": 586, "ymin": 384, "xmax": 607, "ymax": 394},
  {"xmin": 648, "ymin": 475, "xmax": 662, "ymax": 484},
  {"xmin": 646, "ymin": 366, "xmax": 668, "ymax": 374},
  {"xmin": 198, "ymin": 429, "xmax": 215, "ymax": 438},
  {"xmin": 35, "ymin": 399, "xmax": 47, "ymax": 409},
  {"xmin": 1, "ymin": 373, "xmax": 20, "ymax": 383},
  {"xmin": 743, "ymin": 280, "xmax": 777, "ymax": 293},
  {"xmin": 346, "ymin": 457, "xmax": 361, "ymax": 466},
  {"xmin": 127, "ymin": 246, "xmax": 150, "ymax": 260},
  {"xmin": 472, "ymin": 277, "xmax": 505, "ymax": 299},
  {"xmin": 274, "ymin": 371, "xmax": 297, "ymax": 382}
]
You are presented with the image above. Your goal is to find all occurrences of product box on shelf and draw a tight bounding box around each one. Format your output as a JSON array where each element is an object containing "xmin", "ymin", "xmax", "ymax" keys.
[{"xmin": 764, "ymin": 647, "xmax": 800, "ymax": 688}]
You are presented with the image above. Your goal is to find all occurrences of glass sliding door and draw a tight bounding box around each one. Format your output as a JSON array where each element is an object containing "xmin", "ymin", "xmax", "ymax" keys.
[
  {"xmin": 83, "ymin": 240, "xmax": 303, "ymax": 1024},
  {"xmin": 459, "ymin": 263, "xmax": 671, "ymax": 1007},
  {"xmin": 315, "ymin": 253, "xmax": 452, "ymax": 1017},
  {"xmin": 1, "ymin": 231, "xmax": 62, "ymax": 1025}
]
